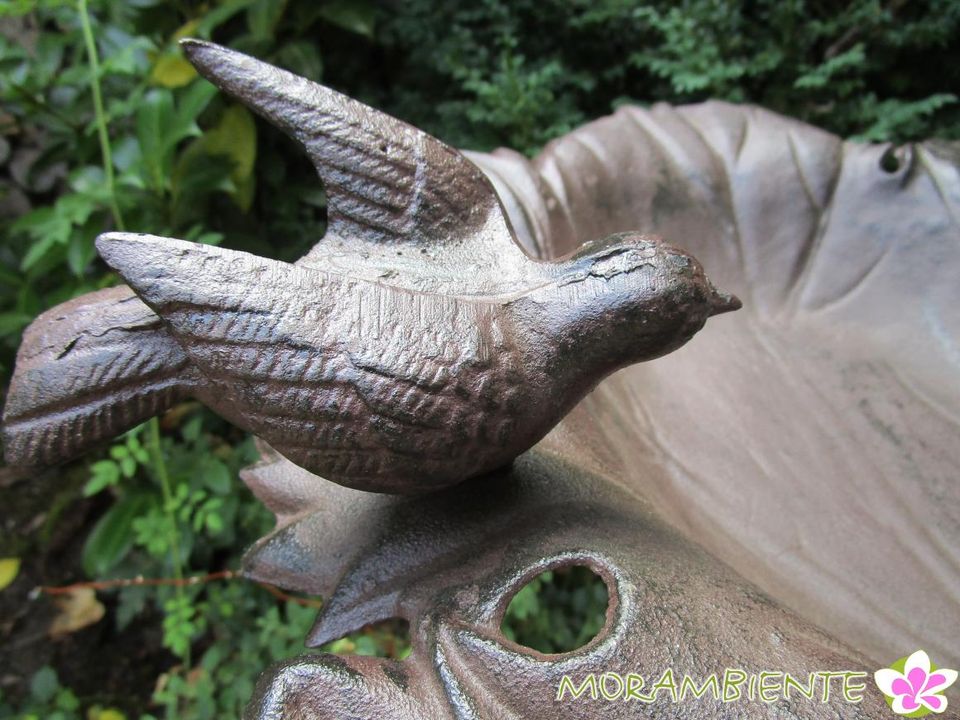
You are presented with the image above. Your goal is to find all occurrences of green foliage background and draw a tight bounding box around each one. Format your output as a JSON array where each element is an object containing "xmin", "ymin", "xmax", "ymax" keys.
[{"xmin": 0, "ymin": 0, "xmax": 957, "ymax": 718}]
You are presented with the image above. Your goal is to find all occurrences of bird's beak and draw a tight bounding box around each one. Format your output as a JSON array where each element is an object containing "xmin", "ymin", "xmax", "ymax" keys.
[{"xmin": 707, "ymin": 283, "xmax": 742, "ymax": 317}]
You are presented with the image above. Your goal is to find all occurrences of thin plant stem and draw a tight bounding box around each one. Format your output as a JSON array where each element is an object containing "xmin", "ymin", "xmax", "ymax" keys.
[
  {"xmin": 147, "ymin": 416, "xmax": 192, "ymax": 672},
  {"xmin": 79, "ymin": 1, "xmax": 191, "ymax": 694},
  {"xmin": 77, "ymin": 0, "xmax": 125, "ymax": 231}
]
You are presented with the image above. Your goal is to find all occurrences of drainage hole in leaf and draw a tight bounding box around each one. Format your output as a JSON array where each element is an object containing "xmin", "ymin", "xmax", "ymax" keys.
[
  {"xmin": 501, "ymin": 565, "xmax": 609, "ymax": 654},
  {"xmin": 880, "ymin": 146, "xmax": 901, "ymax": 173}
]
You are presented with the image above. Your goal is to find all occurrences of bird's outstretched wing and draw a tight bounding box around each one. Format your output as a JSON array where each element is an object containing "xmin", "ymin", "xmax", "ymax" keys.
[{"xmin": 180, "ymin": 40, "xmax": 533, "ymax": 295}]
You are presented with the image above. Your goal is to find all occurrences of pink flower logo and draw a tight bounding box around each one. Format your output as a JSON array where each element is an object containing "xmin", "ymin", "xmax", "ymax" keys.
[{"xmin": 874, "ymin": 650, "xmax": 957, "ymax": 716}]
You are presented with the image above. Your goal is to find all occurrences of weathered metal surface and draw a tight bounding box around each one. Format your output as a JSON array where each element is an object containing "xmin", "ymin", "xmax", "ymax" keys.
[
  {"xmin": 233, "ymin": 53, "xmax": 960, "ymax": 719},
  {"xmin": 473, "ymin": 103, "xmax": 960, "ymax": 672},
  {"xmin": 1, "ymin": 41, "xmax": 737, "ymax": 494},
  {"xmin": 242, "ymin": 445, "xmax": 891, "ymax": 718},
  {"xmin": 2, "ymin": 40, "xmax": 958, "ymax": 719}
]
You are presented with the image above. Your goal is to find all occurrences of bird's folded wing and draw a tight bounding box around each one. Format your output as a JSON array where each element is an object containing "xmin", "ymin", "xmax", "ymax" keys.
[
  {"xmin": 180, "ymin": 40, "xmax": 532, "ymax": 295},
  {"xmin": 95, "ymin": 233, "xmax": 353, "ymax": 363},
  {"xmin": 95, "ymin": 234, "xmax": 491, "ymax": 475}
]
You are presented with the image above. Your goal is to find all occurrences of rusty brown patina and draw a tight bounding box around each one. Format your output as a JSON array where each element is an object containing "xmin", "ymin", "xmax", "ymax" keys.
[{"xmin": 243, "ymin": 444, "xmax": 893, "ymax": 718}]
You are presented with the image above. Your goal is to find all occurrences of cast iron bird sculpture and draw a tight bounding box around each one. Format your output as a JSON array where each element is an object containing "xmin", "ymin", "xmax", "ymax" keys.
[{"xmin": 2, "ymin": 41, "xmax": 740, "ymax": 493}]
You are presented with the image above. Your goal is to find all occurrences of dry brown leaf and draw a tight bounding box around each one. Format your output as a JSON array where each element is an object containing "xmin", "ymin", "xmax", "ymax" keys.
[{"xmin": 48, "ymin": 587, "xmax": 105, "ymax": 638}]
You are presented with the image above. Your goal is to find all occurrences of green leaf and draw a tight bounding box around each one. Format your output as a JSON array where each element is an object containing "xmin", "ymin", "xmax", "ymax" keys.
[
  {"xmin": 82, "ymin": 493, "xmax": 152, "ymax": 577},
  {"xmin": 318, "ymin": 0, "xmax": 375, "ymax": 38},
  {"xmin": 131, "ymin": 507, "xmax": 171, "ymax": 557},
  {"xmin": 55, "ymin": 688, "xmax": 80, "ymax": 712},
  {"xmin": 67, "ymin": 165, "xmax": 106, "ymax": 196},
  {"xmin": 101, "ymin": 42, "xmax": 151, "ymax": 77},
  {"xmin": 111, "ymin": 136, "xmax": 141, "ymax": 173},
  {"xmin": 66, "ymin": 222, "xmax": 99, "ymax": 277},
  {"xmin": 115, "ymin": 584, "xmax": 148, "ymax": 630},
  {"xmin": 353, "ymin": 635, "xmax": 378, "ymax": 655},
  {"xmin": 201, "ymin": 458, "xmax": 231, "ymax": 495},
  {"xmin": 25, "ymin": 30, "xmax": 64, "ymax": 88},
  {"xmin": 175, "ymin": 80, "xmax": 218, "ymax": 129},
  {"xmin": 171, "ymin": 144, "xmax": 233, "ymax": 204},
  {"xmin": 103, "ymin": 86, "xmax": 147, "ymax": 127},
  {"xmin": 88, "ymin": 707, "xmax": 125, "ymax": 720},
  {"xmin": 128, "ymin": 437, "xmax": 150, "ymax": 464},
  {"xmin": 30, "ymin": 666, "xmax": 59, "ymax": 703},
  {"xmin": 14, "ymin": 190, "xmax": 98, "ymax": 271},
  {"xmin": 195, "ymin": 0, "xmax": 260, "ymax": 37},
  {"xmin": 137, "ymin": 88, "xmax": 175, "ymax": 191},
  {"xmin": 13, "ymin": 206, "xmax": 67, "ymax": 250},
  {"xmin": 794, "ymin": 44, "xmax": 866, "ymax": 90},
  {"xmin": 0, "ymin": 1, "xmax": 41, "ymax": 18},
  {"xmin": 20, "ymin": 233, "xmax": 62, "ymax": 271},
  {"xmin": 0, "ymin": 557, "xmax": 20, "ymax": 591},
  {"xmin": 83, "ymin": 460, "xmax": 121, "ymax": 497},
  {"xmin": 246, "ymin": 0, "xmax": 288, "ymax": 40},
  {"xmin": 199, "ymin": 104, "xmax": 257, "ymax": 211},
  {"xmin": 181, "ymin": 415, "xmax": 203, "ymax": 442},
  {"xmin": 193, "ymin": 230, "xmax": 224, "ymax": 246},
  {"xmin": 120, "ymin": 455, "xmax": 137, "ymax": 478},
  {"xmin": 0, "ymin": 311, "xmax": 33, "ymax": 336},
  {"xmin": 150, "ymin": 54, "xmax": 197, "ymax": 88},
  {"xmin": 201, "ymin": 643, "xmax": 224, "ymax": 671},
  {"xmin": 205, "ymin": 513, "xmax": 224, "ymax": 534},
  {"xmin": 55, "ymin": 193, "xmax": 96, "ymax": 225},
  {"xmin": 273, "ymin": 40, "xmax": 323, "ymax": 81},
  {"xmin": 855, "ymin": 93, "xmax": 958, "ymax": 142}
]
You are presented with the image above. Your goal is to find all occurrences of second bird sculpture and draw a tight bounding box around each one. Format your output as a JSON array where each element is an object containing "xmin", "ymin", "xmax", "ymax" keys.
[{"xmin": 2, "ymin": 41, "xmax": 739, "ymax": 493}]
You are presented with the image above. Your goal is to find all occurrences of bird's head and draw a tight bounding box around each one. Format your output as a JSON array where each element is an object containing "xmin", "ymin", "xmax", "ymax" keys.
[{"xmin": 541, "ymin": 232, "xmax": 740, "ymax": 372}]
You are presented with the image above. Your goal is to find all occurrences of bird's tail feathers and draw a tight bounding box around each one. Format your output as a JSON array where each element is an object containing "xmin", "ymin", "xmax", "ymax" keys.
[{"xmin": 2, "ymin": 286, "xmax": 196, "ymax": 466}]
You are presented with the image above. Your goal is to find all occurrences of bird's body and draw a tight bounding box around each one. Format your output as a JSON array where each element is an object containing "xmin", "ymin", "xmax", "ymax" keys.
[
  {"xmin": 2, "ymin": 41, "xmax": 739, "ymax": 494},
  {"xmin": 127, "ymin": 236, "xmax": 534, "ymax": 492}
]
